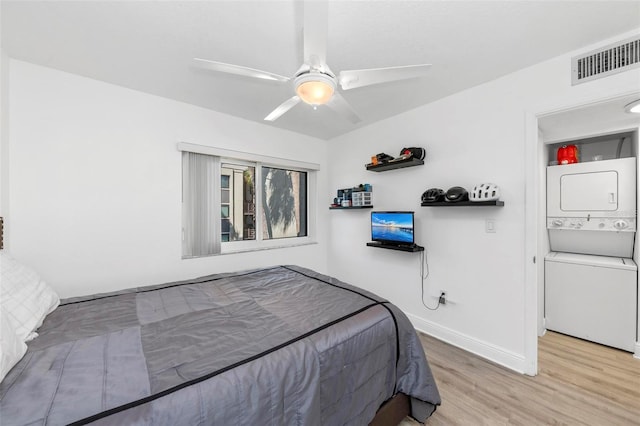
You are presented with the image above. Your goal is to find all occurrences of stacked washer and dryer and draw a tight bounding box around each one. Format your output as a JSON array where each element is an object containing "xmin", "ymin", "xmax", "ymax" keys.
[{"xmin": 545, "ymin": 156, "xmax": 638, "ymax": 352}]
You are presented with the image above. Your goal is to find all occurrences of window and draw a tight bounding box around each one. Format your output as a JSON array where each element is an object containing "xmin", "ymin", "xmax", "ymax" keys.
[
  {"xmin": 181, "ymin": 145, "xmax": 318, "ymax": 257},
  {"xmin": 262, "ymin": 167, "xmax": 307, "ymax": 240}
]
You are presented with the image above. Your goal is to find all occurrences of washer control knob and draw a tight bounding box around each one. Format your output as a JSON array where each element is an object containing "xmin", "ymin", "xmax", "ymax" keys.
[
  {"xmin": 552, "ymin": 219, "xmax": 563, "ymax": 227},
  {"xmin": 614, "ymin": 220, "xmax": 628, "ymax": 230}
]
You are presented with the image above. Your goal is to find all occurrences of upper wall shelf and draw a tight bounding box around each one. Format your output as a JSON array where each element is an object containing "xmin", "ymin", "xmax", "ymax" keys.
[
  {"xmin": 421, "ymin": 200, "xmax": 504, "ymax": 207},
  {"xmin": 366, "ymin": 158, "xmax": 424, "ymax": 172}
]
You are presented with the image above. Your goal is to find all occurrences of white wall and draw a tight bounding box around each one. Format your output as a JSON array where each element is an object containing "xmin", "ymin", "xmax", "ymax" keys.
[
  {"xmin": 1, "ymin": 47, "xmax": 9, "ymax": 231},
  {"xmin": 327, "ymin": 30, "xmax": 640, "ymax": 373},
  {"xmin": 7, "ymin": 60, "xmax": 329, "ymax": 298}
]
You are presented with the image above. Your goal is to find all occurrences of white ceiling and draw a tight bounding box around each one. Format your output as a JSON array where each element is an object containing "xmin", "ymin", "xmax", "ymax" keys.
[
  {"xmin": 2, "ymin": 1, "xmax": 640, "ymax": 140},
  {"xmin": 539, "ymin": 93, "xmax": 640, "ymax": 143}
]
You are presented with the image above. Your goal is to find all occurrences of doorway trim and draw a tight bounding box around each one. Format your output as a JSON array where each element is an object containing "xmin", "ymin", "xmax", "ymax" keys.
[{"xmin": 524, "ymin": 89, "xmax": 640, "ymax": 376}]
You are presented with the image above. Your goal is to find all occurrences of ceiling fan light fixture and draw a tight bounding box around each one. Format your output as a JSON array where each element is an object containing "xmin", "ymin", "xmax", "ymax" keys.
[
  {"xmin": 295, "ymin": 73, "xmax": 336, "ymax": 105},
  {"xmin": 624, "ymin": 99, "xmax": 640, "ymax": 114}
]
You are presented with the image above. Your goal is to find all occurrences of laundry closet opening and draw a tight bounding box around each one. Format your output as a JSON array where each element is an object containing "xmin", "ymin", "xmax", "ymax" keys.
[{"xmin": 543, "ymin": 130, "xmax": 638, "ymax": 354}]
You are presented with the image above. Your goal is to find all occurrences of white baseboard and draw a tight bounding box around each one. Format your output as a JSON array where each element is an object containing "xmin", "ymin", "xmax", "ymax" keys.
[
  {"xmin": 634, "ymin": 341, "xmax": 640, "ymax": 359},
  {"xmin": 406, "ymin": 312, "xmax": 528, "ymax": 374}
]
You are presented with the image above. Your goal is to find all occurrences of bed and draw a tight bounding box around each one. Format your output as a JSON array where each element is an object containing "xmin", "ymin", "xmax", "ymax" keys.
[{"xmin": 0, "ymin": 262, "xmax": 440, "ymax": 425}]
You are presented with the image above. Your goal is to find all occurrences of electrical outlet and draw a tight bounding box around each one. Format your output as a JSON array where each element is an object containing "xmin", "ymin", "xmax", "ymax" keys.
[{"xmin": 438, "ymin": 291, "xmax": 446, "ymax": 305}]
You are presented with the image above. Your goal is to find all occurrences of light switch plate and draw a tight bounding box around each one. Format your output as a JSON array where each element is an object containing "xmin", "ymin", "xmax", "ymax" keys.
[{"xmin": 486, "ymin": 219, "xmax": 496, "ymax": 233}]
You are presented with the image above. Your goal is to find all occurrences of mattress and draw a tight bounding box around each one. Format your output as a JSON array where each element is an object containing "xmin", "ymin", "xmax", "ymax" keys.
[{"xmin": 0, "ymin": 265, "xmax": 440, "ymax": 425}]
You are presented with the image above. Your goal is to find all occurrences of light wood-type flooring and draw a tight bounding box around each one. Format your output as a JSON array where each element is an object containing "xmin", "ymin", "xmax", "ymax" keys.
[{"xmin": 400, "ymin": 331, "xmax": 640, "ymax": 425}]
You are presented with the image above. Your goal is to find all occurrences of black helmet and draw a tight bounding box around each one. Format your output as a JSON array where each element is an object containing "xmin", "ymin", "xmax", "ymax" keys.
[
  {"xmin": 422, "ymin": 188, "xmax": 445, "ymax": 203},
  {"xmin": 445, "ymin": 186, "xmax": 469, "ymax": 202}
]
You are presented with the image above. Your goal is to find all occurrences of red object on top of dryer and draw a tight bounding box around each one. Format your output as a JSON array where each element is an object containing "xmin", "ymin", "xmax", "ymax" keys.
[{"xmin": 557, "ymin": 144, "xmax": 578, "ymax": 165}]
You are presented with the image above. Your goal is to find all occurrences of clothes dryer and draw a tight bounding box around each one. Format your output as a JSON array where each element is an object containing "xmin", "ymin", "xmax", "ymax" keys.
[{"xmin": 547, "ymin": 157, "xmax": 636, "ymax": 257}]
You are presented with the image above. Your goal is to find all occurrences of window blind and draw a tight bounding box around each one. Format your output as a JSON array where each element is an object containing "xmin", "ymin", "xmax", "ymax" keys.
[{"xmin": 182, "ymin": 152, "xmax": 221, "ymax": 257}]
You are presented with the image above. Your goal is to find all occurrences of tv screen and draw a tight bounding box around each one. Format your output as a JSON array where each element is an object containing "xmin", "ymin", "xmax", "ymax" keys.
[{"xmin": 371, "ymin": 211, "xmax": 414, "ymax": 245}]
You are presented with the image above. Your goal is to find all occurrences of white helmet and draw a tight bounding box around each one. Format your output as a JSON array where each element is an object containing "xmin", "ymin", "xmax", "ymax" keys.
[{"xmin": 470, "ymin": 183, "xmax": 501, "ymax": 202}]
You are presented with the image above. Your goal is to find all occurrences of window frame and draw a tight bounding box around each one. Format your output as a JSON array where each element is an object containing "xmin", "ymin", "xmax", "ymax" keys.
[
  {"xmin": 179, "ymin": 143, "xmax": 319, "ymax": 257},
  {"xmin": 220, "ymin": 159, "xmax": 256, "ymax": 245},
  {"xmin": 220, "ymin": 170, "xmax": 232, "ymax": 242}
]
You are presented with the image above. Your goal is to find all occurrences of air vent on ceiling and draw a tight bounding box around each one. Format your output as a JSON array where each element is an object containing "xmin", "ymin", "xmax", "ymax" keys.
[{"xmin": 572, "ymin": 35, "xmax": 640, "ymax": 85}]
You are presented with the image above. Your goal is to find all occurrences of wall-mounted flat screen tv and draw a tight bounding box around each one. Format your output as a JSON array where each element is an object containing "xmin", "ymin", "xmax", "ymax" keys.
[{"xmin": 371, "ymin": 211, "xmax": 414, "ymax": 245}]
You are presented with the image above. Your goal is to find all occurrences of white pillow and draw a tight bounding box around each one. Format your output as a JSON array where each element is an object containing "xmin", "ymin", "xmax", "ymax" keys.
[
  {"xmin": 0, "ymin": 252, "xmax": 60, "ymax": 342},
  {"xmin": 0, "ymin": 305, "xmax": 28, "ymax": 383}
]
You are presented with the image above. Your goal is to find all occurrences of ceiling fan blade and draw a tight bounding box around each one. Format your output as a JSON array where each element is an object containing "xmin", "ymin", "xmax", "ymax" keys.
[
  {"xmin": 264, "ymin": 96, "xmax": 301, "ymax": 121},
  {"xmin": 326, "ymin": 93, "xmax": 361, "ymax": 124},
  {"xmin": 193, "ymin": 58, "xmax": 290, "ymax": 82},
  {"xmin": 303, "ymin": 0, "xmax": 328, "ymax": 67},
  {"xmin": 338, "ymin": 64, "xmax": 432, "ymax": 90}
]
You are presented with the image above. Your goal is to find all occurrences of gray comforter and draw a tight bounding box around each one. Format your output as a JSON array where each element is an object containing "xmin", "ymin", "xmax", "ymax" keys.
[{"xmin": 0, "ymin": 265, "xmax": 440, "ymax": 425}]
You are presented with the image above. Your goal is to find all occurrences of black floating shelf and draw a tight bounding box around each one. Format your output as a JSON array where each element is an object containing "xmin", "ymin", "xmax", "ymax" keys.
[
  {"xmin": 366, "ymin": 158, "xmax": 424, "ymax": 172},
  {"xmin": 421, "ymin": 200, "xmax": 504, "ymax": 207},
  {"xmin": 366, "ymin": 242, "xmax": 424, "ymax": 252},
  {"xmin": 329, "ymin": 205, "xmax": 374, "ymax": 210}
]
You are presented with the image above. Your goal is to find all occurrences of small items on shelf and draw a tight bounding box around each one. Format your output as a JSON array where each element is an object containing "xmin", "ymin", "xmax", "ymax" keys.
[
  {"xmin": 351, "ymin": 191, "xmax": 372, "ymax": 206},
  {"xmin": 330, "ymin": 184, "xmax": 373, "ymax": 209},
  {"xmin": 421, "ymin": 184, "xmax": 503, "ymax": 206},
  {"xmin": 365, "ymin": 147, "xmax": 426, "ymax": 172}
]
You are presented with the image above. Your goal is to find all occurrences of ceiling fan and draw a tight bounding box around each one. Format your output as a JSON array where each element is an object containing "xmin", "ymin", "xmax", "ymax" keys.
[{"xmin": 193, "ymin": 1, "xmax": 431, "ymax": 123}]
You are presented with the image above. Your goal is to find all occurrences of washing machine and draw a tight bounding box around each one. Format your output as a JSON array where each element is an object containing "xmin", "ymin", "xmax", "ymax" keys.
[
  {"xmin": 545, "ymin": 252, "xmax": 637, "ymax": 352},
  {"xmin": 545, "ymin": 157, "xmax": 638, "ymax": 352}
]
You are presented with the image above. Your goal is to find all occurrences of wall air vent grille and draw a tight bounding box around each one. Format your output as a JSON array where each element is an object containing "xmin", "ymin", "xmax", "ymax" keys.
[{"xmin": 572, "ymin": 36, "xmax": 640, "ymax": 85}]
